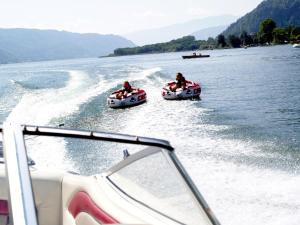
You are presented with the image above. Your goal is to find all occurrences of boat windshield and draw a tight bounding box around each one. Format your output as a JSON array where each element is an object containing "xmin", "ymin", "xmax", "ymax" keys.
[{"xmin": 106, "ymin": 147, "xmax": 213, "ymax": 225}]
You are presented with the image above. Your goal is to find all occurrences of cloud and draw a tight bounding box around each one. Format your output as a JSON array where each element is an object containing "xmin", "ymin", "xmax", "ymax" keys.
[
  {"xmin": 135, "ymin": 10, "xmax": 166, "ymax": 18},
  {"xmin": 186, "ymin": 7, "xmax": 215, "ymax": 17}
]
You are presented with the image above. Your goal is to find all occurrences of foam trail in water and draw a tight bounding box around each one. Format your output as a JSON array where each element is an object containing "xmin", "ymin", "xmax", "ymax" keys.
[
  {"xmin": 127, "ymin": 67, "xmax": 162, "ymax": 82},
  {"xmin": 9, "ymin": 79, "xmax": 17, "ymax": 84},
  {"xmin": 119, "ymin": 96, "xmax": 300, "ymax": 225},
  {"xmin": 8, "ymin": 70, "xmax": 108, "ymax": 124},
  {"xmin": 7, "ymin": 70, "xmax": 117, "ymax": 171},
  {"xmin": 107, "ymin": 68, "xmax": 300, "ymax": 225},
  {"xmin": 25, "ymin": 136, "xmax": 74, "ymax": 171},
  {"xmin": 7, "ymin": 68, "xmax": 163, "ymax": 171},
  {"xmin": 187, "ymin": 158, "xmax": 300, "ymax": 225}
]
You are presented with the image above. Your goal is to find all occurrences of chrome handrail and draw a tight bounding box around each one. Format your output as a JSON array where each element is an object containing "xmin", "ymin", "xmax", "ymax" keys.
[
  {"xmin": 2, "ymin": 122, "xmax": 38, "ymax": 225},
  {"xmin": 22, "ymin": 125, "xmax": 174, "ymax": 151}
]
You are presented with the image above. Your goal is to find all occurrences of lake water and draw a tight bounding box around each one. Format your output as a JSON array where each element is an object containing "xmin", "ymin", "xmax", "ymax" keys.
[{"xmin": 0, "ymin": 45, "xmax": 299, "ymax": 225}]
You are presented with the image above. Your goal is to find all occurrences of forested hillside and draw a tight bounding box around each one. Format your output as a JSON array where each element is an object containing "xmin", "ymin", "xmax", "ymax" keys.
[{"xmin": 223, "ymin": 0, "xmax": 300, "ymax": 36}]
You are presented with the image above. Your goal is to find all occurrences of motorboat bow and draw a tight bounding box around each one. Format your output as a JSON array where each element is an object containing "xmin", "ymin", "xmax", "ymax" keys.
[
  {"xmin": 0, "ymin": 123, "xmax": 220, "ymax": 225},
  {"xmin": 182, "ymin": 54, "xmax": 210, "ymax": 59}
]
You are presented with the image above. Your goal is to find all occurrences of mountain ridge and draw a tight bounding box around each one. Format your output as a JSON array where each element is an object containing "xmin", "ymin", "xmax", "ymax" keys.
[
  {"xmin": 191, "ymin": 25, "xmax": 228, "ymax": 40},
  {"xmin": 0, "ymin": 28, "xmax": 135, "ymax": 64},
  {"xmin": 124, "ymin": 15, "xmax": 237, "ymax": 45},
  {"xmin": 223, "ymin": 0, "xmax": 300, "ymax": 36}
]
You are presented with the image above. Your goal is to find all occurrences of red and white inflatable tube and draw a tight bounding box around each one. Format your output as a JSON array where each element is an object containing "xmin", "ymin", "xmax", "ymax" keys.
[
  {"xmin": 161, "ymin": 80, "xmax": 201, "ymax": 100},
  {"xmin": 107, "ymin": 88, "xmax": 147, "ymax": 108}
]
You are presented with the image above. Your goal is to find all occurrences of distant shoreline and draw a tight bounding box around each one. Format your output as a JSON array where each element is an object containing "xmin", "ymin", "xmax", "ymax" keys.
[
  {"xmin": 104, "ymin": 43, "xmax": 294, "ymax": 58},
  {"xmin": 108, "ymin": 35, "xmax": 298, "ymax": 57},
  {"xmin": 0, "ymin": 44, "xmax": 295, "ymax": 65}
]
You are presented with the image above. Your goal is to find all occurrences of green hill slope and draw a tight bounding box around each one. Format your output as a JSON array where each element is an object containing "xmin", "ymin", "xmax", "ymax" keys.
[{"xmin": 223, "ymin": 0, "xmax": 300, "ymax": 36}]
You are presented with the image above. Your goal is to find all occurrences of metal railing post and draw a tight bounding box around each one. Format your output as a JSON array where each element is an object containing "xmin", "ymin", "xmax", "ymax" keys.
[{"xmin": 2, "ymin": 122, "xmax": 38, "ymax": 225}]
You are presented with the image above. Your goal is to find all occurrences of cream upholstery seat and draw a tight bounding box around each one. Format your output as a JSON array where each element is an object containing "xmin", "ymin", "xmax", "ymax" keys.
[
  {"xmin": 0, "ymin": 166, "xmax": 155, "ymax": 225},
  {"xmin": 0, "ymin": 166, "xmax": 63, "ymax": 225},
  {"xmin": 31, "ymin": 169, "xmax": 63, "ymax": 225}
]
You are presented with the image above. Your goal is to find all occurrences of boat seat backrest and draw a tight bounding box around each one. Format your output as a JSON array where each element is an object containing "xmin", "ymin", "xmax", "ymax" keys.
[
  {"xmin": 61, "ymin": 174, "xmax": 119, "ymax": 225},
  {"xmin": 0, "ymin": 167, "xmax": 13, "ymax": 225},
  {"xmin": 0, "ymin": 167, "xmax": 63, "ymax": 225},
  {"xmin": 31, "ymin": 170, "xmax": 63, "ymax": 225}
]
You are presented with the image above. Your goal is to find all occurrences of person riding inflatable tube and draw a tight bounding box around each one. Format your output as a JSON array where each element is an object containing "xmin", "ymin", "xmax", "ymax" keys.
[
  {"xmin": 161, "ymin": 73, "xmax": 201, "ymax": 100},
  {"xmin": 108, "ymin": 81, "xmax": 147, "ymax": 108},
  {"xmin": 161, "ymin": 80, "xmax": 201, "ymax": 100}
]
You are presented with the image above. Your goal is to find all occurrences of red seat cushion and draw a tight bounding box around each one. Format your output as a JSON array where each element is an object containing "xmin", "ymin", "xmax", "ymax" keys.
[
  {"xmin": 68, "ymin": 191, "xmax": 118, "ymax": 224},
  {"xmin": 0, "ymin": 200, "xmax": 8, "ymax": 215}
]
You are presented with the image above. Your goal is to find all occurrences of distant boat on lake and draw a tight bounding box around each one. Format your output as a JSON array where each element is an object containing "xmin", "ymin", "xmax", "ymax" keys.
[{"xmin": 182, "ymin": 53, "xmax": 210, "ymax": 59}]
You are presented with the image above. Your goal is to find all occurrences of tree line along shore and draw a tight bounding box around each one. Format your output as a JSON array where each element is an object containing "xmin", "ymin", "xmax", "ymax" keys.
[{"xmin": 111, "ymin": 19, "xmax": 300, "ymax": 57}]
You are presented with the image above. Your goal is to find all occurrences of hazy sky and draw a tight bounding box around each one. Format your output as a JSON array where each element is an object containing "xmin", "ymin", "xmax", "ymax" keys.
[{"xmin": 1, "ymin": 0, "xmax": 263, "ymax": 35}]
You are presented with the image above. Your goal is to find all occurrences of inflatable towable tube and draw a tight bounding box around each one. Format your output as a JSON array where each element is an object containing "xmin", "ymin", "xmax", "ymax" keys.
[
  {"xmin": 161, "ymin": 80, "xmax": 201, "ymax": 100},
  {"xmin": 107, "ymin": 88, "xmax": 147, "ymax": 108}
]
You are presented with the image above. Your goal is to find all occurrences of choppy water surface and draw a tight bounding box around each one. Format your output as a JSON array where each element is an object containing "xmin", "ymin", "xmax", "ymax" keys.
[{"xmin": 0, "ymin": 45, "xmax": 300, "ymax": 225}]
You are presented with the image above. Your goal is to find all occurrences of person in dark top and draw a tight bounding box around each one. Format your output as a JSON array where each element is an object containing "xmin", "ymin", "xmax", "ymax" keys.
[
  {"xmin": 123, "ymin": 81, "xmax": 133, "ymax": 92},
  {"xmin": 116, "ymin": 81, "xmax": 133, "ymax": 99},
  {"xmin": 170, "ymin": 73, "xmax": 186, "ymax": 91}
]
